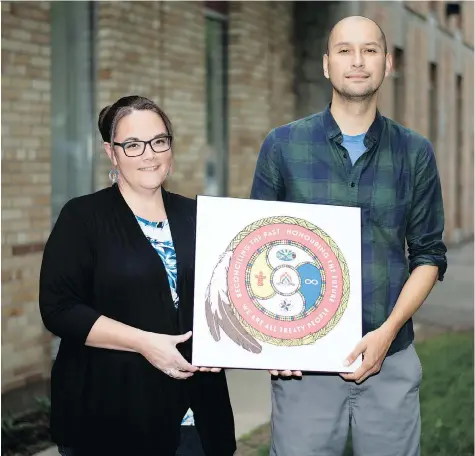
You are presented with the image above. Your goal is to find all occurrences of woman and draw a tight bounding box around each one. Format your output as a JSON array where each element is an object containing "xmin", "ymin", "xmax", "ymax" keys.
[{"xmin": 39, "ymin": 95, "xmax": 236, "ymax": 456}]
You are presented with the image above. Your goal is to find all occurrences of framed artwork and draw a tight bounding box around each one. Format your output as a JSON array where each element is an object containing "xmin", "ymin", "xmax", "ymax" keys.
[{"xmin": 192, "ymin": 196, "xmax": 362, "ymax": 373}]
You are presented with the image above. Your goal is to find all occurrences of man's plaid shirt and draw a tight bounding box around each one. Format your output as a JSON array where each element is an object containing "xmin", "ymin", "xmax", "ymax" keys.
[{"xmin": 250, "ymin": 104, "xmax": 447, "ymax": 355}]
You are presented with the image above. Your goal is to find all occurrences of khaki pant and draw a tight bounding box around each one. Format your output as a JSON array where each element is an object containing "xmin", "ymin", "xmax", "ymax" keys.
[{"xmin": 270, "ymin": 343, "xmax": 422, "ymax": 456}]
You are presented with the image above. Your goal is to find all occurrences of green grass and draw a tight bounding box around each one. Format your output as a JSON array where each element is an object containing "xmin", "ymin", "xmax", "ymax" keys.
[
  {"xmin": 419, "ymin": 331, "xmax": 474, "ymax": 456},
  {"xmin": 250, "ymin": 331, "xmax": 474, "ymax": 456}
]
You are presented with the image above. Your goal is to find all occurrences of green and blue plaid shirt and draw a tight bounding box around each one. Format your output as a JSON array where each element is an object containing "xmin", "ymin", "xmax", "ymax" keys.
[{"xmin": 250, "ymin": 104, "xmax": 447, "ymax": 355}]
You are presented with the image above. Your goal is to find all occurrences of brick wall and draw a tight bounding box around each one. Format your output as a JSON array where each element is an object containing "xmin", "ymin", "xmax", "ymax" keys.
[
  {"xmin": 266, "ymin": 2, "xmax": 296, "ymax": 134},
  {"xmin": 405, "ymin": 1, "xmax": 431, "ymax": 17},
  {"xmin": 227, "ymin": 1, "xmax": 295, "ymax": 198},
  {"xmin": 94, "ymin": 1, "xmax": 163, "ymax": 190},
  {"xmin": 294, "ymin": 2, "xmax": 354, "ymax": 119},
  {"xmin": 363, "ymin": 1, "xmax": 474, "ymax": 243},
  {"xmin": 461, "ymin": 54, "xmax": 474, "ymax": 236},
  {"xmin": 439, "ymin": 40, "xmax": 458, "ymax": 240},
  {"xmin": 96, "ymin": 0, "xmax": 298, "ymax": 200},
  {"xmin": 408, "ymin": 22, "xmax": 430, "ymax": 137},
  {"xmin": 1, "ymin": 2, "xmax": 52, "ymax": 394},
  {"xmin": 95, "ymin": 1, "xmax": 207, "ymax": 198},
  {"xmin": 362, "ymin": 2, "xmax": 395, "ymax": 119},
  {"xmin": 159, "ymin": 1, "xmax": 207, "ymax": 197},
  {"xmin": 461, "ymin": 0, "xmax": 474, "ymax": 47}
]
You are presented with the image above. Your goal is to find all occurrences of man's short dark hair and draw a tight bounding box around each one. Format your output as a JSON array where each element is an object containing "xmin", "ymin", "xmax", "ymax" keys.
[{"xmin": 326, "ymin": 17, "xmax": 388, "ymax": 55}]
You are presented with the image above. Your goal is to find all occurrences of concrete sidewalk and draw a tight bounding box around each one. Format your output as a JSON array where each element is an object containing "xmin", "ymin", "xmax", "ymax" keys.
[
  {"xmin": 227, "ymin": 369, "xmax": 271, "ymax": 439},
  {"xmin": 414, "ymin": 241, "xmax": 474, "ymax": 329}
]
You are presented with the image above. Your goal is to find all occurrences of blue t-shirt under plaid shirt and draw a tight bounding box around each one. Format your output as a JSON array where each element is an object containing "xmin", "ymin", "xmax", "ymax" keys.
[{"xmin": 135, "ymin": 215, "xmax": 194, "ymax": 426}]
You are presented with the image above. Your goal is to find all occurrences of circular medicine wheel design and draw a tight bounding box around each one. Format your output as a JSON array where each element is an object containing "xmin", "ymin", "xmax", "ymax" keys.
[{"xmin": 225, "ymin": 217, "xmax": 350, "ymax": 346}]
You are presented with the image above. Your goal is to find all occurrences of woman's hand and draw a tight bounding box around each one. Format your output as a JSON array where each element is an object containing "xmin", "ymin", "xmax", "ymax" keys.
[
  {"xmin": 269, "ymin": 369, "xmax": 302, "ymax": 377},
  {"xmin": 198, "ymin": 367, "xmax": 222, "ymax": 373},
  {"xmin": 137, "ymin": 330, "xmax": 198, "ymax": 379}
]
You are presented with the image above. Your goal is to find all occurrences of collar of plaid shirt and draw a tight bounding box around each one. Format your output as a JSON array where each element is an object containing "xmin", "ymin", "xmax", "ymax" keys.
[
  {"xmin": 250, "ymin": 103, "xmax": 447, "ymax": 356},
  {"xmin": 323, "ymin": 103, "xmax": 383, "ymax": 144}
]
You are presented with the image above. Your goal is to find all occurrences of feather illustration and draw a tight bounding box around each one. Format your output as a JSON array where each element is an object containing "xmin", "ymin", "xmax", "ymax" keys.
[{"xmin": 205, "ymin": 251, "xmax": 262, "ymax": 354}]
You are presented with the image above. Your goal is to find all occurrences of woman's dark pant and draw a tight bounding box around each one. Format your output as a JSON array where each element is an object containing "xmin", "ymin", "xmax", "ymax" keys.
[{"xmin": 58, "ymin": 425, "xmax": 206, "ymax": 456}]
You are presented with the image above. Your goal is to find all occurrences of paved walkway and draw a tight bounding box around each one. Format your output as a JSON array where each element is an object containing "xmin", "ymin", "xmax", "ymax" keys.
[
  {"xmin": 414, "ymin": 241, "xmax": 474, "ymax": 329},
  {"xmin": 227, "ymin": 369, "xmax": 271, "ymax": 439}
]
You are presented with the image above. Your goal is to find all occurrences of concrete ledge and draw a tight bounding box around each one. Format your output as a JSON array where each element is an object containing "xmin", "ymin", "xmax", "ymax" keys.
[{"xmin": 1, "ymin": 379, "xmax": 50, "ymax": 417}]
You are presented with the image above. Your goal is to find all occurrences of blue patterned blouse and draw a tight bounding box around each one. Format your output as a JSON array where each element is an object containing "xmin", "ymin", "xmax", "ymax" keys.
[{"xmin": 135, "ymin": 215, "xmax": 195, "ymax": 426}]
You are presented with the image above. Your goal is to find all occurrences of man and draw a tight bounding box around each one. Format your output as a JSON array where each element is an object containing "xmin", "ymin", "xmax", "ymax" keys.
[{"xmin": 250, "ymin": 16, "xmax": 447, "ymax": 456}]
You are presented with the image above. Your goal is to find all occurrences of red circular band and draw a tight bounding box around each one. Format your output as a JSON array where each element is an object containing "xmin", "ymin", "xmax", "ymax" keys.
[{"xmin": 227, "ymin": 223, "xmax": 344, "ymax": 339}]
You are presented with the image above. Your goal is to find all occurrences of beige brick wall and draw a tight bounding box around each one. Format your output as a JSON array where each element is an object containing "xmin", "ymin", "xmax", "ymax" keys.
[
  {"xmin": 365, "ymin": 1, "xmax": 474, "ymax": 243},
  {"xmin": 461, "ymin": 0, "xmax": 474, "ymax": 47},
  {"xmin": 95, "ymin": 1, "xmax": 161, "ymax": 190},
  {"xmin": 407, "ymin": 23, "xmax": 430, "ymax": 137},
  {"xmin": 95, "ymin": 1, "xmax": 207, "ymax": 198},
  {"xmin": 227, "ymin": 1, "xmax": 295, "ymax": 198},
  {"xmin": 159, "ymin": 1, "xmax": 206, "ymax": 197},
  {"xmin": 462, "ymin": 54, "xmax": 474, "ymax": 236},
  {"xmin": 362, "ymin": 2, "xmax": 395, "ymax": 119},
  {"xmin": 404, "ymin": 1, "xmax": 430, "ymax": 17},
  {"xmin": 434, "ymin": 1, "xmax": 448, "ymax": 31},
  {"xmin": 439, "ymin": 41, "xmax": 458, "ymax": 240},
  {"xmin": 1, "ymin": 1, "xmax": 52, "ymax": 393},
  {"xmin": 266, "ymin": 2, "xmax": 296, "ymax": 133}
]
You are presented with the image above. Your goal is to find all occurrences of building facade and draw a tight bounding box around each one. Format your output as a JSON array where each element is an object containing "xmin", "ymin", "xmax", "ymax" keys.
[{"xmin": 1, "ymin": 1, "xmax": 473, "ymax": 408}]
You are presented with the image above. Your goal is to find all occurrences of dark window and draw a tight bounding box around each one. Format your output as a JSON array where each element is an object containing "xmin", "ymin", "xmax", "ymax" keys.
[
  {"xmin": 204, "ymin": 6, "xmax": 229, "ymax": 196},
  {"xmin": 446, "ymin": 2, "xmax": 462, "ymax": 28},
  {"xmin": 205, "ymin": 1, "xmax": 229, "ymax": 15},
  {"xmin": 446, "ymin": 2, "xmax": 461, "ymax": 16}
]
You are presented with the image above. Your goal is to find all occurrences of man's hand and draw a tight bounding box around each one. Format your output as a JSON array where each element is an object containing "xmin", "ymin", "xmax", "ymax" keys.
[
  {"xmin": 269, "ymin": 370, "xmax": 302, "ymax": 378},
  {"xmin": 341, "ymin": 324, "xmax": 396, "ymax": 384}
]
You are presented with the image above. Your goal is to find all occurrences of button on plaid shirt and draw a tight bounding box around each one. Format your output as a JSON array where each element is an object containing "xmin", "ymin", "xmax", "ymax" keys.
[{"xmin": 250, "ymin": 104, "xmax": 447, "ymax": 355}]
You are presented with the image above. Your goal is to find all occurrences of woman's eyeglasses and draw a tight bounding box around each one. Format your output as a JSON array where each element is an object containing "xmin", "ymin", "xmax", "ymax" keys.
[{"xmin": 113, "ymin": 135, "xmax": 173, "ymax": 157}]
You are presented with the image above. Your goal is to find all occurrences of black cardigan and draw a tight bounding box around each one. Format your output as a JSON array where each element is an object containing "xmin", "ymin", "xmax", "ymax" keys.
[{"xmin": 39, "ymin": 184, "xmax": 236, "ymax": 456}]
